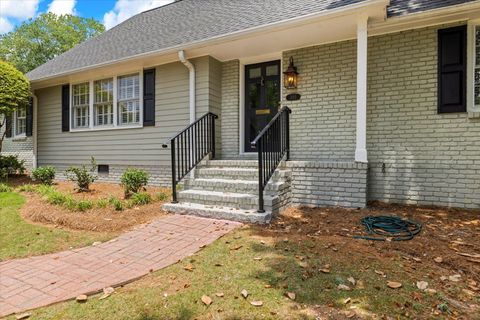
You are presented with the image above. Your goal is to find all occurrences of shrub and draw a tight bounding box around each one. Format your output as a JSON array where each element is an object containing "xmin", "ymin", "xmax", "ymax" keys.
[
  {"xmin": 155, "ymin": 192, "xmax": 168, "ymax": 202},
  {"xmin": 75, "ymin": 200, "xmax": 93, "ymax": 212},
  {"xmin": 46, "ymin": 190, "xmax": 70, "ymax": 205},
  {"xmin": 65, "ymin": 157, "xmax": 97, "ymax": 192},
  {"xmin": 0, "ymin": 183, "xmax": 12, "ymax": 192},
  {"xmin": 130, "ymin": 192, "xmax": 152, "ymax": 206},
  {"xmin": 17, "ymin": 184, "xmax": 37, "ymax": 192},
  {"xmin": 0, "ymin": 155, "xmax": 26, "ymax": 175},
  {"xmin": 96, "ymin": 198, "xmax": 109, "ymax": 209},
  {"xmin": 109, "ymin": 197, "xmax": 124, "ymax": 211},
  {"xmin": 0, "ymin": 168, "xmax": 7, "ymax": 182},
  {"xmin": 120, "ymin": 168, "xmax": 149, "ymax": 197},
  {"xmin": 31, "ymin": 166, "xmax": 56, "ymax": 185}
]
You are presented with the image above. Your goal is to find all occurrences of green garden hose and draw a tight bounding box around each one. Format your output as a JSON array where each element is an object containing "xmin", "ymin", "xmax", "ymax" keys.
[{"xmin": 353, "ymin": 216, "xmax": 422, "ymax": 241}]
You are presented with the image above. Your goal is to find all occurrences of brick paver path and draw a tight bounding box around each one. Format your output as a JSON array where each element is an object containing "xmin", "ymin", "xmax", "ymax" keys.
[{"xmin": 0, "ymin": 214, "xmax": 240, "ymax": 317}]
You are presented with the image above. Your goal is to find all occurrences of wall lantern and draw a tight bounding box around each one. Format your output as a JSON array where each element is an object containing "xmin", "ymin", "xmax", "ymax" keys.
[{"xmin": 283, "ymin": 56, "xmax": 298, "ymax": 89}]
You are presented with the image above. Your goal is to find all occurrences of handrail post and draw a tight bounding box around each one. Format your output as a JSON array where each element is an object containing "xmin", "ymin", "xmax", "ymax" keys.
[
  {"xmin": 286, "ymin": 109, "xmax": 290, "ymax": 161},
  {"xmin": 171, "ymin": 139, "xmax": 178, "ymax": 203},
  {"xmin": 211, "ymin": 115, "xmax": 216, "ymax": 159},
  {"xmin": 257, "ymin": 140, "xmax": 265, "ymax": 213}
]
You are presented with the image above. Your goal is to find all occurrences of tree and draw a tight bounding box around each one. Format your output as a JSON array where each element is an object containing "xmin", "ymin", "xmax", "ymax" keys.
[
  {"xmin": 0, "ymin": 13, "xmax": 105, "ymax": 73},
  {"xmin": 0, "ymin": 61, "xmax": 30, "ymax": 153}
]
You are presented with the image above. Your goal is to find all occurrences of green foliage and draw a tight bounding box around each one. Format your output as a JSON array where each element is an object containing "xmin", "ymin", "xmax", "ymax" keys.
[
  {"xmin": 65, "ymin": 157, "xmax": 97, "ymax": 192},
  {"xmin": 0, "ymin": 13, "xmax": 105, "ymax": 73},
  {"xmin": 0, "ymin": 168, "xmax": 7, "ymax": 182},
  {"xmin": 46, "ymin": 190, "xmax": 71, "ymax": 206},
  {"xmin": 129, "ymin": 192, "xmax": 152, "ymax": 206},
  {"xmin": 0, "ymin": 61, "xmax": 30, "ymax": 117},
  {"xmin": 96, "ymin": 198, "xmax": 109, "ymax": 209},
  {"xmin": 120, "ymin": 168, "xmax": 149, "ymax": 197},
  {"xmin": 155, "ymin": 192, "xmax": 168, "ymax": 202},
  {"xmin": 31, "ymin": 166, "xmax": 56, "ymax": 185},
  {"xmin": 0, "ymin": 183, "xmax": 12, "ymax": 192},
  {"xmin": 109, "ymin": 197, "xmax": 124, "ymax": 211},
  {"xmin": 75, "ymin": 200, "xmax": 94, "ymax": 212},
  {"xmin": 17, "ymin": 184, "xmax": 37, "ymax": 192},
  {"xmin": 0, "ymin": 155, "xmax": 26, "ymax": 176}
]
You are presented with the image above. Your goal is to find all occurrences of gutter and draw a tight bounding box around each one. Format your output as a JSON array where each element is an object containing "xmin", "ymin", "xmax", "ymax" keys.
[{"xmin": 178, "ymin": 50, "xmax": 195, "ymax": 124}]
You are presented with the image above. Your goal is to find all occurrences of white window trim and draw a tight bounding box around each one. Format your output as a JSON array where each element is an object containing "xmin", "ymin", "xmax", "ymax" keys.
[
  {"xmin": 69, "ymin": 70, "xmax": 144, "ymax": 132},
  {"xmin": 11, "ymin": 108, "xmax": 27, "ymax": 139},
  {"xmin": 467, "ymin": 19, "xmax": 480, "ymax": 114}
]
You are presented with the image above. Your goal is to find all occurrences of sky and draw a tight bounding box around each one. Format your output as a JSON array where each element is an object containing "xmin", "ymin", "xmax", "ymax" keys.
[{"xmin": 0, "ymin": 0, "xmax": 175, "ymax": 34}]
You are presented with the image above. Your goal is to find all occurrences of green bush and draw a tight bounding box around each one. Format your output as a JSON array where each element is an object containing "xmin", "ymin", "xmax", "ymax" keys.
[
  {"xmin": 31, "ymin": 166, "xmax": 56, "ymax": 185},
  {"xmin": 0, "ymin": 168, "xmax": 7, "ymax": 182},
  {"xmin": 0, "ymin": 61, "xmax": 30, "ymax": 115},
  {"xmin": 17, "ymin": 184, "xmax": 37, "ymax": 192},
  {"xmin": 109, "ymin": 197, "xmax": 124, "ymax": 211},
  {"xmin": 75, "ymin": 200, "xmax": 93, "ymax": 212},
  {"xmin": 130, "ymin": 192, "xmax": 152, "ymax": 206},
  {"xmin": 155, "ymin": 192, "xmax": 168, "ymax": 202},
  {"xmin": 65, "ymin": 157, "xmax": 97, "ymax": 192},
  {"xmin": 0, "ymin": 155, "xmax": 26, "ymax": 176},
  {"xmin": 120, "ymin": 168, "xmax": 149, "ymax": 197},
  {"xmin": 46, "ymin": 190, "xmax": 70, "ymax": 205},
  {"xmin": 96, "ymin": 198, "xmax": 109, "ymax": 209},
  {"xmin": 0, "ymin": 183, "xmax": 12, "ymax": 192}
]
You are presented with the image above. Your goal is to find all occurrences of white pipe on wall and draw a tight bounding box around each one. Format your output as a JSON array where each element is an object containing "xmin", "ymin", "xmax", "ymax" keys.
[{"xmin": 178, "ymin": 50, "xmax": 196, "ymax": 124}]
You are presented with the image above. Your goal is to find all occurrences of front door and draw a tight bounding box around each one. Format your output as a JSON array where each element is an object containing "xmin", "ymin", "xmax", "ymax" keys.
[{"xmin": 244, "ymin": 60, "xmax": 281, "ymax": 152}]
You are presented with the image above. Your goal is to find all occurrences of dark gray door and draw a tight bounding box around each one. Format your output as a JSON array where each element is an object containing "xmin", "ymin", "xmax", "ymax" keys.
[{"xmin": 244, "ymin": 60, "xmax": 281, "ymax": 152}]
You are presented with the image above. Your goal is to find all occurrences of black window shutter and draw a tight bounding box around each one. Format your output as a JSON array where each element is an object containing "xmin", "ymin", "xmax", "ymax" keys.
[
  {"xmin": 438, "ymin": 25, "xmax": 467, "ymax": 113},
  {"xmin": 62, "ymin": 84, "xmax": 70, "ymax": 132},
  {"xmin": 5, "ymin": 114, "xmax": 12, "ymax": 138},
  {"xmin": 26, "ymin": 97, "xmax": 33, "ymax": 136},
  {"xmin": 143, "ymin": 68, "xmax": 156, "ymax": 126}
]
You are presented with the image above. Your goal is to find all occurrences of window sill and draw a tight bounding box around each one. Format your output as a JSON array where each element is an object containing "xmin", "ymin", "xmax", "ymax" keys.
[
  {"xmin": 11, "ymin": 135, "xmax": 27, "ymax": 141},
  {"xmin": 69, "ymin": 124, "xmax": 143, "ymax": 133}
]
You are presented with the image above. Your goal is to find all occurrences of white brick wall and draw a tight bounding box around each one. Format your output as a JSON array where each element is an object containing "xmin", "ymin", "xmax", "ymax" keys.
[
  {"xmin": 220, "ymin": 60, "xmax": 240, "ymax": 159},
  {"xmin": 0, "ymin": 115, "xmax": 34, "ymax": 171},
  {"xmin": 367, "ymin": 24, "xmax": 480, "ymax": 209}
]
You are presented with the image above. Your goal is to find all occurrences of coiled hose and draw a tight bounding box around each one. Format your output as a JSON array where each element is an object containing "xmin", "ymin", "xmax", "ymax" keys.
[{"xmin": 353, "ymin": 216, "xmax": 422, "ymax": 241}]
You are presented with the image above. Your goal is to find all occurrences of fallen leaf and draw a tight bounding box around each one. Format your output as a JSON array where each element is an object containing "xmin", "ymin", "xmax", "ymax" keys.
[
  {"xmin": 230, "ymin": 245, "xmax": 243, "ymax": 251},
  {"xmin": 184, "ymin": 264, "xmax": 194, "ymax": 271},
  {"xmin": 344, "ymin": 297, "xmax": 351, "ymax": 304},
  {"xmin": 76, "ymin": 294, "xmax": 88, "ymax": 302},
  {"xmin": 286, "ymin": 292, "xmax": 296, "ymax": 300},
  {"xmin": 250, "ymin": 300, "xmax": 263, "ymax": 306},
  {"xmin": 462, "ymin": 289, "xmax": 475, "ymax": 296},
  {"xmin": 215, "ymin": 292, "xmax": 224, "ymax": 297},
  {"xmin": 387, "ymin": 281, "xmax": 402, "ymax": 289},
  {"xmin": 457, "ymin": 252, "xmax": 480, "ymax": 259},
  {"xmin": 344, "ymin": 311, "xmax": 356, "ymax": 318},
  {"xmin": 15, "ymin": 313, "xmax": 31, "ymax": 320},
  {"xmin": 337, "ymin": 284, "xmax": 351, "ymax": 291},
  {"xmin": 412, "ymin": 257, "xmax": 422, "ymax": 262},
  {"xmin": 375, "ymin": 270, "xmax": 386, "ymax": 277},
  {"xmin": 201, "ymin": 295, "xmax": 212, "ymax": 306},
  {"xmin": 416, "ymin": 281, "xmax": 428, "ymax": 290},
  {"xmin": 99, "ymin": 287, "xmax": 115, "ymax": 300},
  {"xmin": 241, "ymin": 289, "xmax": 249, "ymax": 298},
  {"xmin": 347, "ymin": 277, "xmax": 356, "ymax": 286},
  {"xmin": 449, "ymin": 274, "xmax": 461, "ymax": 282},
  {"xmin": 253, "ymin": 257, "xmax": 262, "ymax": 261},
  {"xmin": 264, "ymin": 284, "xmax": 272, "ymax": 288},
  {"xmin": 425, "ymin": 288, "xmax": 437, "ymax": 294},
  {"xmin": 434, "ymin": 257, "xmax": 443, "ymax": 263},
  {"xmin": 320, "ymin": 268, "xmax": 330, "ymax": 274}
]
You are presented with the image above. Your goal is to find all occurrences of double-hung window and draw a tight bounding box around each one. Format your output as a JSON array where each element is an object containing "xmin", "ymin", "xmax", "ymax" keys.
[
  {"xmin": 474, "ymin": 26, "xmax": 480, "ymax": 108},
  {"xmin": 94, "ymin": 78, "xmax": 114, "ymax": 126},
  {"xmin": 118, "ymin": 74, "xmax": 140, "ymax": 126},
  {"xmin": 72, "ymin": 82, "xmax": 90, "ymax": 128},
  {"xmin": 15, "ymin": 106, "xmax": 27, "ymax": 136},
  {"xmin": 69, "ymin": 72, "xmax": 143, "ymax": 131}
]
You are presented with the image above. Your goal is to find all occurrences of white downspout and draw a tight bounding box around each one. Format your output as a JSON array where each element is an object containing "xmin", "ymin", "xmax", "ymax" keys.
[{"xmin": 178, "ymin": 50, "xmax": 196, "ymax": 123}]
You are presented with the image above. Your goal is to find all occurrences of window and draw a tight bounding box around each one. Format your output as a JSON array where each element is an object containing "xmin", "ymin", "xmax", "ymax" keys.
[
  {"xmin": 118, "ymin": 74, "xmax": 140, "ymax": 125},
  {"xmin": 94, "ymin": 78, "xmax": 113, "ymax": 126},
  {"xmin": 68, "ymin": 71, "xmax": 144, "ymax": 131},
  {"xmin": 15, "ymin": 106, "xmax": 26, "ymax": 136},
  {"xmin": 72, "ymin": 82, "xmax": 90, "ymax": 128}
]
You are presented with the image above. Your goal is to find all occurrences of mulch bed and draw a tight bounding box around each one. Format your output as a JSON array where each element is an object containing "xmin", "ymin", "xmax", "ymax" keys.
[{"xmin": 19, "ymin": 181, "xmax": 171, "ymax": 233}]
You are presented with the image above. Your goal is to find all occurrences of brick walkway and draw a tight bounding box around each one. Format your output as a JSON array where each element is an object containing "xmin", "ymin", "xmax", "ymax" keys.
[{"xmin": 0, "ymin": 214, "xmax": 240, "ymax": 317}]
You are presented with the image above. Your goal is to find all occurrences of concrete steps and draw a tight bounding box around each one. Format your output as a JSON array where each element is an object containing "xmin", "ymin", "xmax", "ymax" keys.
[{"xmin": 162, "ymin": 159, "xmax": 291, "ymax": 224}]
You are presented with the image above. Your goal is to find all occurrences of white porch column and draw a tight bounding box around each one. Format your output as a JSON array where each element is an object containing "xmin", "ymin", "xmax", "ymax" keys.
[{"xmin": 355, "ymin": 16, "xmax": 368, "ymax": 163}]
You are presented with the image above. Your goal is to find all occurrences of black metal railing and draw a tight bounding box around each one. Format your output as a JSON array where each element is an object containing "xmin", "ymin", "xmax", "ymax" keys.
[
  {"xmin": 162, "ymin": 112, "xmax": 218, "ymax": 203},
  {"xmin": 251, "ymin": 106, "xmax": 291, "ymax": 213}
]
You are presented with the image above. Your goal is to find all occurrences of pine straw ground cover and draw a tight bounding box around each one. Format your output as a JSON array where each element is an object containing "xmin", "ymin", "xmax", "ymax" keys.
[{"xmin": 21, "ymin": 203, "xmax": 479, "ymax": 320}]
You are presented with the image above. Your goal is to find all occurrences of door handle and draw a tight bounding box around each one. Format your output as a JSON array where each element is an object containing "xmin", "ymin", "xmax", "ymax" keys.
[{"xmin": 260, "ymin": 76, "xmax": 265, "ymax": 87}]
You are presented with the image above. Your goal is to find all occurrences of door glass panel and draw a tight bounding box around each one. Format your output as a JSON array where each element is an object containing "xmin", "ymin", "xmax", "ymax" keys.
[
  {"xmin": 475, "ymin": 69, "xmax": 480, "ymax": 106},
  {"xmin": 265, "ymin": 79, "xmax": 280, "ymax": 109},
  {"xmin": 249, "ymin": 67, "xmax": 261, "ymax": 79},
  {"xmin": 477, "ymin": 27, "xmax": 480, "ymax": 67},
  {"xmin": 266, "ymin": 65, "xmax": 279, "ymax": 76},
  {"xmin": 248, "ymin": 83, "xmax": 260, "ymax": 109}
]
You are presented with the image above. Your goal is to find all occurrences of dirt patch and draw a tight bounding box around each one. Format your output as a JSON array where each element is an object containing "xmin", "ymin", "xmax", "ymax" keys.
[{"xmin": 19, "ymin": 181, "xmax": 171, "ymax": 232}]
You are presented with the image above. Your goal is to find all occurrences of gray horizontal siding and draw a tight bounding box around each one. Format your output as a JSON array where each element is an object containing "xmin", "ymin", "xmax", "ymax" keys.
[{"xmin": 36, "ymin": 57, "xmax": 218, "ymax": 178}]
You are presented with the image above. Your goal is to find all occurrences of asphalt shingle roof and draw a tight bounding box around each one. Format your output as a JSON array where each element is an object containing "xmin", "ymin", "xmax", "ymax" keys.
[{"xmin": 26, "ymin": 0, "xmax": 479, "ymax": 81}]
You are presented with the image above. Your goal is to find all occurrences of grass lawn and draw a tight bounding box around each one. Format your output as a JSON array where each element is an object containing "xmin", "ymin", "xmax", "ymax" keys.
[
  {"xmin": 0, "ymin": 192, "xmax": 114, "ymax": 260},
  {"xmin": 18, "ymin": 205, "xmax": 480, "ymax": 320}
]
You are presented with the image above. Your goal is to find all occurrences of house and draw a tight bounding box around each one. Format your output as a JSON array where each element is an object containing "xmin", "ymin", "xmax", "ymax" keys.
[{"xmin": 23, "ymin": 0, "xmax": 480, "ymax": 222}]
